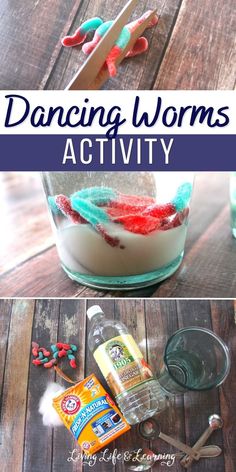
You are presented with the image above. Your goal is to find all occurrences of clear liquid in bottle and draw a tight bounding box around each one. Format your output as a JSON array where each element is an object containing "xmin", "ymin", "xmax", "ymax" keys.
[{"xmin": 87, "ymin": 305, "xmax": 167, "ymax": 425}]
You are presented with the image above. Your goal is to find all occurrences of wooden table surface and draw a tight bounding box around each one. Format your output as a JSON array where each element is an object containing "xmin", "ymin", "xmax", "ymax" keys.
[
  {"xmin": 1, "ymin": 298, "xmax": 235, "ymax": 472},
  {"xmin": 0, "ymin": 172, "xmax": 235, "ymax": 299},
  {"xmin": 0, "ymin": 0, "xmax": 235, "ymax": 90}
]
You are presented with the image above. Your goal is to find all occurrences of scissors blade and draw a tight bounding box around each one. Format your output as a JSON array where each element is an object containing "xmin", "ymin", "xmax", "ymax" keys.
[
  {"xmin": 88, "ymin": 9, "xmax": 158, "ymax": 90},
  {"xmin": 66, "ymin": 0, "xmax": 139, "ymax": 90}
]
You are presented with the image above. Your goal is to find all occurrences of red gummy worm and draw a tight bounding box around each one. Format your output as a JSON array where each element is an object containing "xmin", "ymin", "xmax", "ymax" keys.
[
  {"xmin": 32, "ymin": 359, "xmax": 43, "ymax": 366},
  {"xmin": 114, "ymin": 215, "xmax": 161, "ymax": 235},
  {"xmin": 128, "ymin": 11, "xmax": 159, "ymax": 33},
  {"xmin": 55, "ymin": 195, "xmax": 86, "ymax": 224},
  {"xmin": 82, "ymin": 32, "xmax": 101, "ymax": 55},
  {"xmin": 117, "ymin": 193, "xmax": 155, "ymax": 206},
  {"xmin": 143, "ymin": 203, "xmax": 176, "ymax": 219},
  {"xmin": 32, "ymin": 347, "xmax": 39, "ymax": 357},
  {"xmin": 56, "ymin": 343, "xmax": 71, "ymax": 350},
  {"xmin": 58, "ymin": 349, "xmax": 67, "ymax": 358},
  {"xmin": 39, "ymin": 347, "xmax": 51, "ymax": 357},
  {"xmin": 70, "ymin": 359, "xmax": 77, "ymax": 369},
  {"xmin": 96, "ymin": 224, "xmax": 120, "ymax": 247},
  {"xmin": 62, "ymin": 29, "xmax": 86, "ymax": 47},
  {"xmin": 44, "ymin": 359, "xmax": 57, "ymax": 369},
  {"xmin": 107, "ymin": 203, "xmax": 150, "ymax": 219},
  {"xmin": 32, "ymin": 341, "xmax": 39, "ymax": 357},
  {"xmin": 125, "ymin": 37, "xmax": 148, "ymax": 58},
  {"xmin": 106, "ymin": 45, "xmax": 122, "ymax": 77},
  {"xmin": 172, "ymin": 208, "xmax": 190, "ymax": 227}
]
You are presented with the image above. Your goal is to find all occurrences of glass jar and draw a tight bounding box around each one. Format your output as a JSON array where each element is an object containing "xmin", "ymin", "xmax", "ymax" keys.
[
  {"xmin": 230, "ymin": 172, "xmax": 236, "ymax": 238},
  {"xmin": 42, "ymin": 172, "xmax": 193, "ymax": 289}
]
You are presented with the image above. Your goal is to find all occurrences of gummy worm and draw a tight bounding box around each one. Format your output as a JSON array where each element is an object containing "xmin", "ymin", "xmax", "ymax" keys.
[
  {"xmin": 62, "ymin": 18, "xmax": 103, "ymax": 47},
  {"xmin": 72, "ymin": 186, "xmax": 117, "ymax": 205},
  {"xmin": 71, "ymin": 195, "xmax": 110, "ymax": 226},
  {"xmin": 71, "ymin": 194, "xmax": 120, "ymax": 247},
  {"xmin": 49, "ymin": 182, "xmax": 192, "ymax": 238},
  {"xmin": 48, "ymin": 194, "xmax": 86, "ymax": 224},
  {"xmin": 62, "ymin": 11, "xmax": 158, "ymax": 78}
]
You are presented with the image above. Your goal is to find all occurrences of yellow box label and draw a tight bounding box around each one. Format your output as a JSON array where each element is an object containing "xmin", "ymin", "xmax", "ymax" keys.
[{"xmin": 94, "ymin": 335, "xmax": 154, "ymax": 398}]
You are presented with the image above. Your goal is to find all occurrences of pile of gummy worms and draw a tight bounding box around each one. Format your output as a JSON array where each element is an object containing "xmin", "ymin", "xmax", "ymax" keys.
[
  {"xmin": 48, "ymin": 183, "xmax": 192, "ymax": 248},
  {"xmin": 32, "ymin": 342, "xmax": 78, "ymax": 369}
]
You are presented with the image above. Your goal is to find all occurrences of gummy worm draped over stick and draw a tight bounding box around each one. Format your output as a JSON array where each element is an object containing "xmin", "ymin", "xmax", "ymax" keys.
[{"xmin": 62, "ymin": 11, "xmax": 159, "ymax": 77}]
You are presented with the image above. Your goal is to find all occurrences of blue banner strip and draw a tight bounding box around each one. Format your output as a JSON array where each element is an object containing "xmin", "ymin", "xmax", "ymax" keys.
[{"xmin": 0, "ymin": 134, "xmax": 235, "ymax": 171}]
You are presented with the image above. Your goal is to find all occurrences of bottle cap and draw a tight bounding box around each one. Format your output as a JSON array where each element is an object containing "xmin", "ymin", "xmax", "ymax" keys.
[{"xmin": 87, "ymin": 305, "xmax": 104, "ymax": 320}]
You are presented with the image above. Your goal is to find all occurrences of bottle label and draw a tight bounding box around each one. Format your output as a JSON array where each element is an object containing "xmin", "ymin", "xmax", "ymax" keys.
[{"xmin": 93, "ymin": 335, "xmax": 154, "ymax": 398}]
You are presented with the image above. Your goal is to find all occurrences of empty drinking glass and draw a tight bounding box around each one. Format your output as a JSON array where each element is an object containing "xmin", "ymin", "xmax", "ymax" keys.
[{"xmin": 157, "ymin": 327, "xmax": 231, "ymax": 395}]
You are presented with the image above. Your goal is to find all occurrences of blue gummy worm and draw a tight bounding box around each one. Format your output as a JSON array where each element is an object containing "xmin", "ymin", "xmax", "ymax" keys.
[
  {"xmin": 71, "ymin": 196, "xmax": 110, "ymax": 226},
  {"xmin": 68, "ymin": 354, "xmax": 75, "ymax": 360},
  {"xmin": 48, "ymin": 196, "xmax": 61, "ymax": 215},
  {"xmin": 172, "ymin": 182, "xmax": 192, "ymax": 212},
  {"xmin": 72, "ymin": 186, "xmax": 117, "ymax": 205},
  {"xmin": 70, "ymin": 344, "xmax": 78, "ymax": 352},
  {"xmin": 80, "ymin": 17, "xmax": 103, "ymax": 34},
  {"xmin": 97, "ymin": 21, "xmax": 131, "ymax": 49},
  {"xmin": 51, "ymin": 344, "xmax": 58, "ymax": 353},
  {"xmin": 41, "ymin": 358, "xmax": 49, "ymax": 364}
]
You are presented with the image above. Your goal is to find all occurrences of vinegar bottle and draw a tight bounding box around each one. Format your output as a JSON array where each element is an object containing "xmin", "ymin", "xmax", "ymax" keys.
[{"xmin": 87, "ymin": 305, "xmax": 167, "ymax": 425}]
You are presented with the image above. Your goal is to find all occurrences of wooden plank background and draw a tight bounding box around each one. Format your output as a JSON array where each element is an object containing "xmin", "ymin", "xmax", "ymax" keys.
[
  {"xmin": 0, "ymin": 0, "xmax": 235, "ymax": 90},
  {"xmin": 0, "ymin": 172, "xmax": 235, "ymax": 298},
  {"xmin": 0, "ymin": 299, "xmax": 235, "ymax": 472}
]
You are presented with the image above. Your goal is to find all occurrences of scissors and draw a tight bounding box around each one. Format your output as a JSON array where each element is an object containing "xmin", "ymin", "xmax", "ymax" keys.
[{"xmin": 65, "ymin": 0, "xmax": 157, "ymax": 90}]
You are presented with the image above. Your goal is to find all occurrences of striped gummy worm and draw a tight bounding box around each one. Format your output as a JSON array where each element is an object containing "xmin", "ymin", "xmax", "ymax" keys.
[
  {"xmin": 61, "ymin": 11, "xmax": 158, "ymax": 78},
  {"xmin": 82, "ymin": 20, "xmax": 131, "ymax": 77},
  {"xmin": 62, "ymin": 18, "xmax": 103, "ymax": 47},
  {"xmin": 48, "ymin": 194, "xmax": 86, "ymax": 224},
  {"xmin": 71, "ymin": 194, "xmax": 120, "ymax": 247},
  {"xmin": 171, "ymin": 182, "xmax": 193, "ymax": 212},
  {"xmin": 71, "ymin": 195, "xmax": 110, "ymax": 226},
  {"xmin": 71, "ymin": 186, "xmax": 117, "ymax": 205}
]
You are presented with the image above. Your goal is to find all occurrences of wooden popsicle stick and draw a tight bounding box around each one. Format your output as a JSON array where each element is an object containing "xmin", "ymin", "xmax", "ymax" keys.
[
  {"xmin": 66, "ymin": 0, "xmax": 139, "ymax": 90},
  {"xmin": 88, "ymin": 10, "xmax": 158, "ymax": 90}
]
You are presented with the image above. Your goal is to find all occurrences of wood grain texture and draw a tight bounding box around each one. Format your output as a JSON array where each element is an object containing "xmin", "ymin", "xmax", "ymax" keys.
[
  {"xmin": 23, "ymin": 300, "xmax": 60, "ymax": 472},
  {"xmin": 0, "ymin": 0, "xmax": 235, "ymax": 90},
  {"xmin": 210, "ymin": 300, "xmax": 236, "ymax": 472},
  {"xmin": 154, "ymin": 0, "xmax": 236, "ymax": 89},
  {"xmin": 1, "ymin": 299, "xmax": 235, "ymax": 472},
  {"xmin": 52, "ymin": 299, "xmax": 86, "ymax": 472},
  {"xmin": 0, "ymin": 300, "xmax": 35, "ymax": 472},
  {"xmin": 0, "ymin": 0, "xmax": 82, "ymax": 90},
  {"xmin": 45, "ymin": 0, "xmax": 182, "ymax": 90},
  {"xmin": 0, "ymin": 172, "xmax": 234, "ymax": 298},
  {"xmin": 0, "ymin": 299, "xmax": 12, "ymax": 443},
  {"xmin": 176, "ymin": 300, "xmax": 224, "ymax": 472},
  {"xmin": 145, "ymin": 300, "xmax": 185, "ymax": 472}
]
